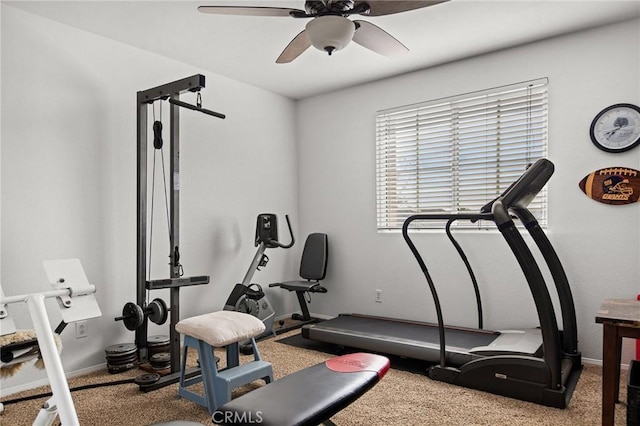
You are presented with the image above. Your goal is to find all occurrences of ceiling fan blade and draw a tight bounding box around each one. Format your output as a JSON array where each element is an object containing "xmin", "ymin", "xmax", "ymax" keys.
[
  {"xmin": 276, "ymin": 30, "xmax": 312, "ymax": 63},
  {"xmin": 352, "ymin": 20, "xmax": 408, "ymax": 57},
  {"xmin": 355, "ymin": 0, "xmax": 448, "ymax": 17},
  {"xmin": 197, "ymin": 6, "xmax": 304, "ymax": 17}
]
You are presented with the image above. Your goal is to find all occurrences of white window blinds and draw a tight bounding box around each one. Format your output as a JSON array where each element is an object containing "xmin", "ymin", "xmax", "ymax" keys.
[{"xmin": 376, "ymin": 78, "xmax": 548, "ymax": 230}]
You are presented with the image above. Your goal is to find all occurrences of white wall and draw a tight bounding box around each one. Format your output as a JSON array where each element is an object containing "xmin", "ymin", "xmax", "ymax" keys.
[
  {"xmin": 1, "ymin": 5, "xmax": 300, "ymax": 394},
  {"xmin": 297, "ymin": 19, "xmax": 640, "ymax": 362}
]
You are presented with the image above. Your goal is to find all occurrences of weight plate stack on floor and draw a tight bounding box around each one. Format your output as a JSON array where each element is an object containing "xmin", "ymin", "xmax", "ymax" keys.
[
  {"xmin": 149, "ymin": 352, "xmax": 171, "ymax": 371},
  {"xmin": 147, "ymin": 334, "xmax": 170, "ymax": 357},
  {"xmin": 105, "ymin": 343, "xmax": 138, "ymax": 374}
]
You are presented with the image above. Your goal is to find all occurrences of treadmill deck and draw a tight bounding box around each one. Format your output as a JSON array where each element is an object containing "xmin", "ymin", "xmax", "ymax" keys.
[{"xmin": 302, "ymin": 314, "xmax": 541, "ymax": 366}]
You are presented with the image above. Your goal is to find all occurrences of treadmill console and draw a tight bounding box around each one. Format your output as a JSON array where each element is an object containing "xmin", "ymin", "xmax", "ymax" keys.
[{"xmin": 480, "ymin": 159, "xmax": 554, "ymax": 213}]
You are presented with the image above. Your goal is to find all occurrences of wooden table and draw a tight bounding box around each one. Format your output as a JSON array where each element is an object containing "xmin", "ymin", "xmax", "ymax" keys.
[{"xmin": 595, "ymin": 299, "xmax": 640, "ymax": 426}]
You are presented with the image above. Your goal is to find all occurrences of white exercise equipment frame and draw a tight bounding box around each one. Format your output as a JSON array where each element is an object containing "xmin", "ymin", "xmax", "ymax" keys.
[{"xmin": 0, "ymin": 259, "xmax": 101, "ymax": 426}]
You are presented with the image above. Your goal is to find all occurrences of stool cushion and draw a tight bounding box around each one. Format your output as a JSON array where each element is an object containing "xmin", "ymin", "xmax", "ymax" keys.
[{"xmin": 176, "ymin": 311, "xmax": 265, "ymax": 347}]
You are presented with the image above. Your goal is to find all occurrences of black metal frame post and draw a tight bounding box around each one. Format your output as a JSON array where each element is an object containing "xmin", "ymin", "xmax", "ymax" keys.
[
  {"xmin": 135, "ymin": 74, "xmax": 224, "ymax": 390},
  {"xmin": 136, "ymin": 84, "xmax": 149, "ymax": 362},
  {"xmin": 169, "ymin": 94, "xmax": 181, "ymax": 374}
]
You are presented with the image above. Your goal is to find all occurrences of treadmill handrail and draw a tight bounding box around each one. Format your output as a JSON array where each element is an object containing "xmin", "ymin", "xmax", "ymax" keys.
[
  {"xmin": 445, "ymin": 219, "xmax": 483, "ymax": 330},
  {"xmin": 402, "ymin": 212, "xmax": 494, "ymax": 368},
  {"xmin": 492, "ymin": 200, "xmax": 563, "ymax": 389},
  {"xmin": 510, "ymin": 207, "xmax": 579, "ymax": 357},
  {"xmin": 403, "ymin": 212, "xmax": 495, "ymax": 222}
]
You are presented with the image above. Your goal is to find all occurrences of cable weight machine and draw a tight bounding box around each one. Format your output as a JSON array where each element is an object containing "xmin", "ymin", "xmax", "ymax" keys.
[{"xmin": 116, "ymin": 75, "xmax": 225, "ymax": 391}]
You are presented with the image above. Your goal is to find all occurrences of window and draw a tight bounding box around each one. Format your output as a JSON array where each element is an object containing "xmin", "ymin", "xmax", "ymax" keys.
[{"xmin": 376, "ymin": 78, "xmax": 548, "ymax": 231}]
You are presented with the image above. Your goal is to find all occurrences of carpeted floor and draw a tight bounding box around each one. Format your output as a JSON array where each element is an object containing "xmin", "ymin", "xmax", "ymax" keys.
[{"xmin": 0, "ymin": 329, "xmax": 630, "ymax": 425}]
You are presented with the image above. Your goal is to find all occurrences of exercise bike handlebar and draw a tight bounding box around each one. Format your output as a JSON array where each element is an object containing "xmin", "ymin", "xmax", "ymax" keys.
[{"xmin": 266, "ymin": 215, "xmax": 295, "ymax": 249}]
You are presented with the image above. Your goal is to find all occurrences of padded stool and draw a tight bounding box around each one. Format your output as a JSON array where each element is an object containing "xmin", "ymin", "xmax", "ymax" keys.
[{"xmin": 175, "ymin": 311, "xmax": 273, "ymax": 414}]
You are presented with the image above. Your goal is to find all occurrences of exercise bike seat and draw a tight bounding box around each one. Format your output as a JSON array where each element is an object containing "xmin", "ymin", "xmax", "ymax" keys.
[
  {"xmin": 268, "ymin": 233, "xmax": 328, "ymax": 323},
  {"xmin": 269, "ymin": 233, "xmax": 328, "ymax": 294},
  {"xmin": 214, "ymin": 352, "xmax": 390, "ymax": 426},
  {"xmin": 269, "ymin": 281, "xmax": 327, "ymax": 293}
]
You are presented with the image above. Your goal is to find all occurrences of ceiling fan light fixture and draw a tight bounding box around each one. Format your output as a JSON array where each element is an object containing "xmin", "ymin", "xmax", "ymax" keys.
[{"xmin": 305, "ymin": 15, "xmax": 355, "ymax": 55}]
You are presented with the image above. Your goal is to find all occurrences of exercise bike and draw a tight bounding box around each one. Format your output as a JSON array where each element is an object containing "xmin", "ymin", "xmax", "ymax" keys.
[{"xmin": 223, "ymin": 213, "xmax": 294, "ymax": 353}]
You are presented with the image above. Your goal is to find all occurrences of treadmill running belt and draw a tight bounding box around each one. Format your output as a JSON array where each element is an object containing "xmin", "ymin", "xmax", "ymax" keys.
[{"xmin": 304, "ymin": 314, "xmax": 499, "ymax": 364}]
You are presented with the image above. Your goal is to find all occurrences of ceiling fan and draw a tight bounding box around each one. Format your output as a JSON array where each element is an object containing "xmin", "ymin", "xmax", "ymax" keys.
[{"xmin": 198, "ymin": 1, "xmax": 448, "ymax": 63}]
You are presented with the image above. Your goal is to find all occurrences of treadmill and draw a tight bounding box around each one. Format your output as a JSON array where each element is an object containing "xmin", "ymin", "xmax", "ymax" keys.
[{"xmin": 302, "ymin": 158, "xmax": 581, "ymax": 408}]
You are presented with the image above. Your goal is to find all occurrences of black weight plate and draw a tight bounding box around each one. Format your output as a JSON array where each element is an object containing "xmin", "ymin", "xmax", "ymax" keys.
[
  {"xmin": 107, "ymin": 359, "xmax": 137, "ymax": 369},
  {"xmin": 150, "ymin": 352, "xmax": 171, "ymax": 363},
  {"xmin": 107, "ymin": 362, "xmax": 137, "ymax": 374},
  {"xmin": 106, "ymin": 353, "xmax": 138, "ymax": 365},
  {"xmin": 151, "ymin": 365, "xmax": 171, "ymax": 371},
  {"xmin": 148, "ymin": 345, "xmax": 170, "ymax": 357},
  {"xmin": 106, "ymin": 350, "xmax": 139, "ymax": 360},
  {"xmin": 150, "ymin": 364, "xmax": 169, "ymax": 370},
  {"xmin": 148, "ymin": 298, "xmax": 168, "ymax": 325},
  {"xmin": 147, "ymin": 335, "xmax": 170, "ymax": 346},
  {"xmin": 122, "ymin": 302, "xmax": 144, "ymax": 331},
  {"xmin": 150, "ymin": 362, "xmax": 171, "ymax": 370},
  {"xmin": 105, "ymin": 343, "xmax": 137, "ymax": 356},
  {"xmin": 134, "ymin": 373, "xmax": 160, "ymax": 386}
]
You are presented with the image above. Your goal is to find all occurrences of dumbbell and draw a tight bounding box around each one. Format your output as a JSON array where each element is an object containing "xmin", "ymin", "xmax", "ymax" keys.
[{"xmin": 114, "ymin": 298, "xmax": 169, "ymax": 331}]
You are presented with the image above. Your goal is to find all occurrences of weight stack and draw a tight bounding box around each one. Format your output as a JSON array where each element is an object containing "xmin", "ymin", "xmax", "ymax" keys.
[
  {"xmin": 148, "ymin": 335, "xmax": 171, "ymax": 371},
  {"xmin": 105, "ymin": 343, "xmax": 138, "ymax": 374},
  {"xmin": 147, "ymin": 335, "xmax": 170, "ymax": 357},
  {"xmin": 149, "ymin": 352, "xmax": 171, "ymax": 371}
]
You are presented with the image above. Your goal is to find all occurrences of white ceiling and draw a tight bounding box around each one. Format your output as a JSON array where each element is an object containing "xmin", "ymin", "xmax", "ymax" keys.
[{"xmin": 5, "ymin": 0, "xmax": 640, "ymax": 99}]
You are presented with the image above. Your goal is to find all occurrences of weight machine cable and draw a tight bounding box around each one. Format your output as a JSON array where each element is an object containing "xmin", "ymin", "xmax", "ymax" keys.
[
  {"xmin": 147, "ymin": 101, "xmax": 174, "ymax": 297},
  {"xmin": 148, "ymin": 102, "xmax": 158, "ymax": 283},
  {"xmin": 148, "ymin": 147, "xmax": 157, "ymax": 283}
]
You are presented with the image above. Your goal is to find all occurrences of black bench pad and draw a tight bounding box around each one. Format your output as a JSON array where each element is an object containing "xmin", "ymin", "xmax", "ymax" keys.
[{"xmin": 213, "ymin": 352, "xmax": 390, "ymax": 426}]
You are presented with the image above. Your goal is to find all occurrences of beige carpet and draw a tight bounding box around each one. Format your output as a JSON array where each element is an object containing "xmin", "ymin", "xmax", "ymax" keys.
[{"xmin": 0, "ymin": 330, "xmax": 630, "ymax": 425}]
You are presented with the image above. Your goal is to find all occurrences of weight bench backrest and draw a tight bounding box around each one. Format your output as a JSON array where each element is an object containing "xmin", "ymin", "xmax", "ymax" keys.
[{"xmin": 299, "ymin": 233, "xmax": 328, "ymax": 281}]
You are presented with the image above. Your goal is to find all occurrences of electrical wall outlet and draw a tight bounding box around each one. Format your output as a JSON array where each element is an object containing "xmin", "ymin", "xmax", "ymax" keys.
[
  {"xmin": 75, "ymin": 320, "xmax": 88, "ymax": 339},
  {"xmin": 376, "ymin": 289, "xmax": 382, "ymax": 303}
]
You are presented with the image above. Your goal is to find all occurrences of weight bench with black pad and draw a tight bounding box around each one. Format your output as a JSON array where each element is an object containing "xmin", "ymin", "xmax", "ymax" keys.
[{"xmin": 213, "ymin": 352, "xmax": 390, "ymax": 426}]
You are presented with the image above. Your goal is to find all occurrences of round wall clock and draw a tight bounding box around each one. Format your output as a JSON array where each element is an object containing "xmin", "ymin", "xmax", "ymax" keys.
[{"xmin": 590, "ymin": 103, "xmax": 640, "ymax": 153}]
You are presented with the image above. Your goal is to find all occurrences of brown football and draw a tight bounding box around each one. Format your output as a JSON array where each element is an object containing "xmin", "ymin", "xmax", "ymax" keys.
[{"xmin": 578, "ymin": 167, "xmax": 640, "ymax": 205}]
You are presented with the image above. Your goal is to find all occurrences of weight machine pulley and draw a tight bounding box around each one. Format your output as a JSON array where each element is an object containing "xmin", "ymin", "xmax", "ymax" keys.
[{"xmin": 115, "ymin": 74, "xmax": 224, "ymax": 391}]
